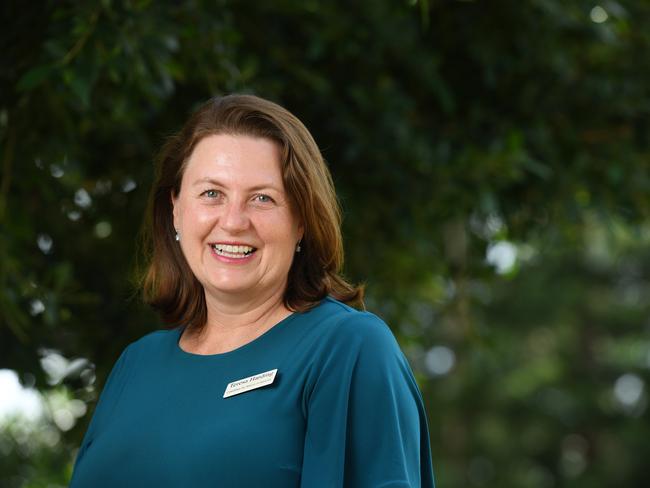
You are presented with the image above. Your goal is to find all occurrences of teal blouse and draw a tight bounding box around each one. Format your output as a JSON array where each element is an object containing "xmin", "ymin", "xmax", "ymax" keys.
[{"xmin": 70, "ymin": 298, "xmax": 435, "ymax": 487}]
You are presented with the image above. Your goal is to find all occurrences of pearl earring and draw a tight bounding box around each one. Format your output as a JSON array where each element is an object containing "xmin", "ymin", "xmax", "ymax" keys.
[
  {"xmin": 175, "ymin": 230, "xmax": 180, "ymax": 242},
  {"xmin": 296, "ymin": 240, "xmax": 301, "ymax": 253}
]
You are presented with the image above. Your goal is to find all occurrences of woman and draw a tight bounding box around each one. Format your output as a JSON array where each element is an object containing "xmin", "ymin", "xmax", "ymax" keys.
[{"xmin": 70, "ymin": 94, "xmax": 436, "ymax": 487}]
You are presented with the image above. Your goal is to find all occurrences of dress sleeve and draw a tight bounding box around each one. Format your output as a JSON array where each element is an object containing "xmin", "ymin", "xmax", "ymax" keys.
[
  {"xmin": 71, "ymin": 343, "xmax": 134, "ymax": 473},
  {"xmin": 300, "ymin": 314, "xmax": 435, "ymax": 488}
]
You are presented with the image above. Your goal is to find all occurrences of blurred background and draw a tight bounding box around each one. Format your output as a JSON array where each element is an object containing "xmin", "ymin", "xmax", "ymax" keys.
[{"xmin": 1, "ymin": 0, "xmax": 649, "ymax": 486}]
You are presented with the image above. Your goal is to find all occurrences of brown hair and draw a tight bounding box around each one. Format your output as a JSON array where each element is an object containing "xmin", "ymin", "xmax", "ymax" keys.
[{"xmin": 140, "ymin": 94, "xmax": 364, "ymax": 332}]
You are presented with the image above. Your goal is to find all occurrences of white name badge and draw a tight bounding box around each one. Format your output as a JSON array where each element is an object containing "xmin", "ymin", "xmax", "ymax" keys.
[{"xmin": 223, "ymin": 369, "xmax": 278, "ymax": 398}]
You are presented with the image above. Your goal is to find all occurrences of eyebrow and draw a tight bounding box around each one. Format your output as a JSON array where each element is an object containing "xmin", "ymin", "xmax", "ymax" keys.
[{"xmin": 191, "ymin": 177, "xmax": 283, "ymax": 193}]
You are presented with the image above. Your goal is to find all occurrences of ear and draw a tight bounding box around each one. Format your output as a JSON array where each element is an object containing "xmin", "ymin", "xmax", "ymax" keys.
[
  {"xmin": 296, "ymin": 219, "xmax": 304, "ymax": 242},
  {"xmin": 171, "ymin": 190, "xmax": 180, "ymax": 231}
]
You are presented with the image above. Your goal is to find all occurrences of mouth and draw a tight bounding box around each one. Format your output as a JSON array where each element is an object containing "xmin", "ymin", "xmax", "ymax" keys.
[{"xmin": 210, "ymin": 243, "xmax": 257, "ymax": 259}]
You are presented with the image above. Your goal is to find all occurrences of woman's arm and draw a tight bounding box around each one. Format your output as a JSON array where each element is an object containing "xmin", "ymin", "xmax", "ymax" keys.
[{"xmin": 300, "ymin": 313, "xmax": 435, "ymax": 487}]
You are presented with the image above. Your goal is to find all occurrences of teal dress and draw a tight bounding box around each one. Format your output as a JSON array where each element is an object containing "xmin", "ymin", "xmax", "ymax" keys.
[{"xmin": 70, "ymin": 298, "xmax": 435, "ymax": 487}]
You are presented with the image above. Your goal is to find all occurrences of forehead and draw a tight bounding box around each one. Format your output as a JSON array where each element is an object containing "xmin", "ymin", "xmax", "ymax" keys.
[{"xmin": 183, "ymin": 134, "xmax": 284, "ymax": 185}]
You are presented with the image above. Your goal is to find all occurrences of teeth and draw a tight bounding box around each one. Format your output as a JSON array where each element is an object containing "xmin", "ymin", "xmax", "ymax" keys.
[
  {"xmin": 214, "ymin": 244, "xmax": 254, "ymax": 253},
  {"xmin": 212, "ymin": 244, "xmax": 255, "ymax": 257}
]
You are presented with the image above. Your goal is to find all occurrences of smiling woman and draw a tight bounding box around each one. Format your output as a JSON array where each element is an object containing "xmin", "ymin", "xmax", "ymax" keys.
[
  {"xmin": 142, "ymin": 95, "xmax": 362, "ymax": 335},
  {"xmin": 171, "ymin": 134, "xmax": 302, "ymax": 314},
  {"xmin": 69, "ymin": 94, "xmax": 436, "ymax": 488}
]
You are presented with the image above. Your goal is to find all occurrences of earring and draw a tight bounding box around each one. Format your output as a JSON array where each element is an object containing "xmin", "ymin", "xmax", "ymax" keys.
[
  {"xmin": 175, "ymin": 230, "xmax": 180, "ymax": 242},
  {"xmin": 296, "ymin": 240, "xmax": 301, "ymax": 253}
]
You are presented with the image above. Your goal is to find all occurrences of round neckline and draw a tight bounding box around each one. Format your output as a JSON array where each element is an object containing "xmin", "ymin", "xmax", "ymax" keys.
[{"xmin": 173, "ymin": 311, "xmax": 300, "ymax": 359}]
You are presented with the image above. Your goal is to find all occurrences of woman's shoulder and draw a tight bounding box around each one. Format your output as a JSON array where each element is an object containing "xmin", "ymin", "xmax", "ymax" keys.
[
  {"xmin": 119, "ymin": 327, "xmax": 180, "ymax": 357},
  {"xmin": 307, "ymin": 297, "xmax": 400, "ymax": 353},
  {"xmin": 301, "ymin": 298, "xmax": 415, "ymax": 392}
]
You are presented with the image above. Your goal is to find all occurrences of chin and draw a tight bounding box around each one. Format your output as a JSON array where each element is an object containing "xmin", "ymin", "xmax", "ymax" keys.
[{"xmin": 204, "ymin": 279, "xmax": 256, "ymax": 296}]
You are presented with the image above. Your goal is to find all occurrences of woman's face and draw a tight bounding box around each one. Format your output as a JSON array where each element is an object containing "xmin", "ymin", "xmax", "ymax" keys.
[{"xmin": 172, "ymin": 134, "xmax": 303, "ymax": 304}]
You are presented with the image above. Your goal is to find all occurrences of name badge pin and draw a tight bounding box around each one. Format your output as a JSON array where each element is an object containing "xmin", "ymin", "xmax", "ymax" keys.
[{"xmin": 223, "ymin": 369, "xmax": 278, "ymax": 398}]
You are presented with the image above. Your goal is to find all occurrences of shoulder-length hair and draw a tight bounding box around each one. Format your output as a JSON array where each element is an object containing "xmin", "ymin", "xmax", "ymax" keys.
[{"xmin": 140, "ymin": 94, "xmax": 363, "ymax": 332}]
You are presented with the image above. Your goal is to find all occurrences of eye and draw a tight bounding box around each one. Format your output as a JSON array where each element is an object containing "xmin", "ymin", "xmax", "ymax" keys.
[
  {"xmin": 201, "ymin": 189, "xmax": 221, "ymax": 199},
  {"xmin": 254, "ymin": 194, "xmax": 274, "ymax": 204}
]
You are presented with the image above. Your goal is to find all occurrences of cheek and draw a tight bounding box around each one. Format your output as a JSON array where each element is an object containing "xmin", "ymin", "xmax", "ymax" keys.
[
  {"xmin": 264, "ymin": 219, "xmax": 300, "ymax": 254},
  {"xmin": 181, "ymin": 204, "xmax": 218, "ymax": 229}
]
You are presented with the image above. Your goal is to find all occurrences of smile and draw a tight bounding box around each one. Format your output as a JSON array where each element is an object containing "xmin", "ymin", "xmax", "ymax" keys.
[{"xmin": 210, "ymin": 243, "xmax": 257, "ymax": 259}]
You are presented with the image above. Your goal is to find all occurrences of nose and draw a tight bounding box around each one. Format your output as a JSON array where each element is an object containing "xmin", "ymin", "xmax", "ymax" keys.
[{"xmin": 219, "ymin": 200, "xmax": 250, "ymax": 233}]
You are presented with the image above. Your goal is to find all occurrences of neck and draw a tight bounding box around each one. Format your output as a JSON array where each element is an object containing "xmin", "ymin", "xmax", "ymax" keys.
[
  {"xmin": 205, "ymin": 289, "xmax": 288, "ymax": 330},
  {"xmin": 197, "ymin": 282, "xmax": 291, "ymax": 342}
]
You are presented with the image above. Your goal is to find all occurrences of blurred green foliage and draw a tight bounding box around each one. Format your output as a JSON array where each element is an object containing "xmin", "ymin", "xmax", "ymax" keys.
[{"xmin": 1, "ymin": 0, "xmax": 649, "ymax": 487}]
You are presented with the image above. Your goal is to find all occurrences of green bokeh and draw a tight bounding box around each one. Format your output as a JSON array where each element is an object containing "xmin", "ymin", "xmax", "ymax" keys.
[{"xmin": 1, "ymin": 1, "xmax": 649, "ymax": 487}]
